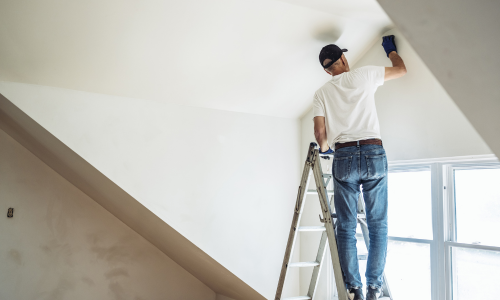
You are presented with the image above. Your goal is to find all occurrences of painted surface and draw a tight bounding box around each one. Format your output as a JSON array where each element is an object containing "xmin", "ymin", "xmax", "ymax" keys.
[
  {"xmin": 0, "ymin": 82, "xmax": 301, "ymax": 299},
  {"xmin": 301, "ymin": 29, "xmax": 492, "ymax": 162},
  {"xmin": 0, "ymin": 0, "xmax": 391, "ymax": 118},
  {"xmin": 377, "ymin": 0, "xmax": 500, "ymax": 159},
  {"xmin": 0, "ymin": 93, "xmax": 265, "ymax": 300},
  {"xmin": 0, "ymin": 129, "xmax": 215, "ymax": 300},
  {"xmin": 216, "ymin": 294, "xmax": 237, "ymax": 300}
]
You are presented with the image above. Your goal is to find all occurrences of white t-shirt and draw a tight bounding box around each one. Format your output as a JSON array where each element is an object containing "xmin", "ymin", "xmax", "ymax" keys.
[{"xmin": 313, "ymin": 66, "xmax": 385, "ymax": 146}]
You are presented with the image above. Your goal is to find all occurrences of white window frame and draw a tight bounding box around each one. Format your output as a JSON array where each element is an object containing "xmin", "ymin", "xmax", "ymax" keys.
[{"xmin": 389, "ymin": 154, "xmax": 499, "ymax": 300}]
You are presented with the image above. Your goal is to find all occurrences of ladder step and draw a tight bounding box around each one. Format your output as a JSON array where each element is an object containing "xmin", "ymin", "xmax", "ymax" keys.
[
  {"xmin": 289, "ymin": 261, "xmax": 320, "ymax": 267},
  {"xmin": 331, "ymin": 213, "xmax": 366, "ymax": 219},
  {"xmin": 282, "ymin": 297, "xmax": 312, "ymax": 300},
  {"xmin": 307, "ymin": 189, "xmax": 334, "ymax": 194},
  {"xmin": 358, "ymin": 253, "xmax": 368, "ymax": 260},
  {"xmin": 298, "ymin": 226, "xmax": 326, "ymax": 232},
  {"xmin": 322, "ymin": 174, "xmax": 333, "ymax": 179}
]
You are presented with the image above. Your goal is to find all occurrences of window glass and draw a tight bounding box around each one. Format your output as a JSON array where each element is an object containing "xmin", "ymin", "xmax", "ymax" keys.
[
  {"xmin": 355, "ymin": 239, "xmax": 431, "ymax": 299},
  {"xmin": 385, "ymin": 241, "xmax": 431, "ymax": 300},
  {"xmin": 452, "ymin": 247, "xmax": 500, "ymax": 299},
  {"xmin": 387, "ymin": 171, "xmax": 433, "ymax": 239},
  {"xmin": 454, "ymin": 168, "xmax": 500, "ymax": 246}
]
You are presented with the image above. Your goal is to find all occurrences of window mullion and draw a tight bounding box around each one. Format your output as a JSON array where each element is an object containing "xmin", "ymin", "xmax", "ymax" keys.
[
  {"xmin": 431, "ymin": 162, "xmax": 446, "ymax": 300},
  {"xmin": 444, "ymin": 164, "xmax": 457, "ymax": 300}
]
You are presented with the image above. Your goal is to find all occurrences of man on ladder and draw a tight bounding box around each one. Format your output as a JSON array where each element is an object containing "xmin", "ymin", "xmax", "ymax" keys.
[{"xmin": 312, "ymin": 36, "xmax": 407, "ymax": 300}]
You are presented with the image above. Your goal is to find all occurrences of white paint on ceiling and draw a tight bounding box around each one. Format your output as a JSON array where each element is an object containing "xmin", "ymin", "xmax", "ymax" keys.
[
  {"xmin": 0, "ymin": 0, "xmax": 392, "ymax": 118},
  {"xmin": 276, "ymin": 0, "xmax": 391, "ymax": 22}
]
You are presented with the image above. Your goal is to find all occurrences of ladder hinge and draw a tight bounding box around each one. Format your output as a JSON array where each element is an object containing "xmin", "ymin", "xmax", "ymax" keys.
[{"xmin": 319, "ymin": 214, "xmax": 332, "ymax": 224}]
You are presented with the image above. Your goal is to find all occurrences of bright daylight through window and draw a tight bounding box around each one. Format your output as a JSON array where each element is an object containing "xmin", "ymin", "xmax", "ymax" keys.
[
  {"xmin": 451, "ymin": 168, "xmax": 500, "ymax": 299},
  {"xmin": 339, "ymin": 157, "xmax": 500, "ymax": 300},
  {"xmin": 384, "ymin": 170, "xmax": 432, "ymax": 300}
]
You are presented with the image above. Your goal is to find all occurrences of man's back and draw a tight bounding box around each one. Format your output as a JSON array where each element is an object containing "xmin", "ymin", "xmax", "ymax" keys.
[
  {"xmin": 313, "ymin": 66, "xmax": 385, "ymax": 145},
  {"xmin": 313, "ymin": 37, "xmax": 406, "ymax": 300}
]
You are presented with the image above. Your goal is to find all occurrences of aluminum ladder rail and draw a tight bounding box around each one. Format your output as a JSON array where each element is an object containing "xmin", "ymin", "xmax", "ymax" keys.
[
  {"xmin": 275, "ymin": 142, "xmax": 394, "ymax": 300},
  {"xmin": 275, "ymin": 143, "xmax": 347, "ymax": 300}
]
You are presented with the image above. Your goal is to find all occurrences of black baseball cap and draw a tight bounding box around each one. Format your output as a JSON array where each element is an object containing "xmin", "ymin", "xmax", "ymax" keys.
[{"xmin": 319, "ymin": 44, "xmax": 348, "ymax": 69}]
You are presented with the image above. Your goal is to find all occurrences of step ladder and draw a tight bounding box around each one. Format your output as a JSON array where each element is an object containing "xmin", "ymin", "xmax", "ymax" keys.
[{"xmin": 275, "ymin": 143, "xmax": 393, "ymax": 300}]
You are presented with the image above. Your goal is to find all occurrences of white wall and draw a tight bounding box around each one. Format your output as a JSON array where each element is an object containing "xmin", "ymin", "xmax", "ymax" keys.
[
  {"xmin": 0, "ymin": 128, "xmax": 215, "ymax": 300},
  {"xmin": 0, "ymin": 81, "xmax": 301, "ymax": 299},
  {"xmin": 301, "ymin": 29, "xmax": 492, "ymax": 162},
  {"xmin": 378, "ymin": 0, "xmax": 500, "ymax": 159}
]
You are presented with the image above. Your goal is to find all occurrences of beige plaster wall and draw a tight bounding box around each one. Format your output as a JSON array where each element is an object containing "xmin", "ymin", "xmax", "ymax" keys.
[
  {"xmin": 0, "ymin": 128, "xmax": 215, "ymax": 300},
  {"xmin": 0, "ymin": 82, "xmax": 300, "ymax": 299},
  {"xmin": 216, "ymin": 294, "xmax": 237, "ymax": 300}
]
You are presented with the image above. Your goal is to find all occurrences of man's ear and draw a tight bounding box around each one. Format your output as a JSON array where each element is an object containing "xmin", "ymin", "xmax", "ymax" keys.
[{"xmin": 340, "ymin": 55, "xmax": 346, "ymax": 66}]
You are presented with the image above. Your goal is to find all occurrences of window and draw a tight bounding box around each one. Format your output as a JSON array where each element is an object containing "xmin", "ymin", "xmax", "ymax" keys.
[
  {"xmin": 388, "ymin": 156, "xmax": 500, "ymax": 300},
  {"xmin": 451, "ymin": 247, "xmax": 500, "ymax": 299},
  {"xmin": 353, "ymin": 168, "xmax": 434, "ymax": 299},
  {"xmin": 448, "ymin": 167, "xmax": 500, "ymax": 299},
  {"xmin": 384, "ymin": 169, "xmax": 432, "ymax": 299},
  {"xmin": 453, "ymin": 168, "xmax": 500, "ymax": 247},
  {"xmin": 387, "ymin": 170, "xmax": 432, "ymax": 239},
  {"xmin": 328, "ymin": 155, "xmax": 500, "ymax": 300}
]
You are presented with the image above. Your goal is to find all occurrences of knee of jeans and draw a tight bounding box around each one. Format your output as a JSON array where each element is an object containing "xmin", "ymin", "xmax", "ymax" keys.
[
  {"xmin": 337, "ymin": 221, "xmax": 357, "ymax": 233},
  {"xmin": 367, "ymin": 219, "xmax": 388, "ymax": 228}
]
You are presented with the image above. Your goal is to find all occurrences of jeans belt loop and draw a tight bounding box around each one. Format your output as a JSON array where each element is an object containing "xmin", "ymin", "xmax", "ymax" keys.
[{"xmin": 356, "ymin": 140, "xmax": 360, "ymax": 149}]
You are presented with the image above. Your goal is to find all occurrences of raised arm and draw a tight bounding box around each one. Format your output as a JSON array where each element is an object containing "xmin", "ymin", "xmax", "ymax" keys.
[
  {"xmin": 382, "ymin": 35, "xmax": 407, "ymax": 81},
  {"xmin": 314, "ymin": 116, "xmax": 329, "ymax": 152}
]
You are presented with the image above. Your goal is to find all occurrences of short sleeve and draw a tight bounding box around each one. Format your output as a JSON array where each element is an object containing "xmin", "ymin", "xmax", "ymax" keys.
[
  {"xmin": 312, "ymin": 94, "xmax": 325, "ymax": 118},
  {"xmin": 358, "ymin": 66, "xmax": 385, "ymax": 87}
]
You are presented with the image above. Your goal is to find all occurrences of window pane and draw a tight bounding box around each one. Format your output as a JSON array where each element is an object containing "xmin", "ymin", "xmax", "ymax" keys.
[
  {"xmin": 452, "ymin": 247, "xmax": 500, "ymax": 299},
  {"xmin": 454, "ymin": 168, "xmax": 500, "ymax": 246},
  {"xmin": 385, "ymin": 241, "xmax": 431, "ymax": 300},
  {"xmin": 388, "ymin": 171, "xmax": 433, "ymax": 239}
]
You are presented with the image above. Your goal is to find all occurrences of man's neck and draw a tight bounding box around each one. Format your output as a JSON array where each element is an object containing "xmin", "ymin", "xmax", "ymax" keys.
[{"xmin": 332, "ymin": 68, "xmax": 347, "ymax": 76}]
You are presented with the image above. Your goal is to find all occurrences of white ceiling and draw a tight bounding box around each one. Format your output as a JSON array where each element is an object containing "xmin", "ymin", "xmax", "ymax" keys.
[{"xmin": 0, "ymin": 0, "xmax": 392, "ymax": 118}]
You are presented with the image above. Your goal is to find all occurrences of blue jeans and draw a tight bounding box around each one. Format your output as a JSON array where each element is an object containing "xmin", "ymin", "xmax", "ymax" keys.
[{"xmin": 332, "ymin": 144, "xmax": 388, "ymax": 289}]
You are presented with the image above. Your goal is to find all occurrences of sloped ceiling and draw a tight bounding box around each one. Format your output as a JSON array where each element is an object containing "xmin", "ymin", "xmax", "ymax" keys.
[
  {"xmin": 0, "ymin": 94, "xmax": 263, "ymax": 300},
  {"xmin": 377, "ymin": 0, "xmax": 500, "ymax": 158},
  {"xmin": 0, "ymin": 0, "xmax": 392, "ymax": 118}
]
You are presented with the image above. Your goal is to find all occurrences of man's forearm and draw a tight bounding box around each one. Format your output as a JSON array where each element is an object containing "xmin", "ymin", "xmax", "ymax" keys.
[
  {"xmin": 314, "ymin": 130, "xmax": 329, "ymax": 152},
  {"xmin": 389, "ymin": 51, "xmax": 406, "ymax": 70}
]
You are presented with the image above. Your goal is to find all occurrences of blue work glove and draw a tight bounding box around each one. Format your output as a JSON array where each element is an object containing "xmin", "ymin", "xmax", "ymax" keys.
[
  {"xmin": 319, "ymin": 147, "xmax": 334, "ymax": 154},
  {"xmin": 382, "ymin": 35, "xmax": 397, "ymax": 57}
]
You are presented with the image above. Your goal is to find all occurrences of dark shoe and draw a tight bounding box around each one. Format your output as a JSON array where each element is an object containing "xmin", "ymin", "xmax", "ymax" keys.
[
  {"xmin": 348, "ymin": 287, "xmax": 364, "ymax": 300},
  {"xmin": 366, "ymin": 286, "xmax": 382, "ymax": 300}
]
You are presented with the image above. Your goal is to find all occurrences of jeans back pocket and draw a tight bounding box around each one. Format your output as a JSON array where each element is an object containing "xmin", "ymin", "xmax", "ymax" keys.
[
  {"xmin": 334, "ymin": 156, "xmax": 352, "ymax": 182},
  {"xmin": 365, "ymin": 154, "xmax": 387, "ymax": 180}
]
